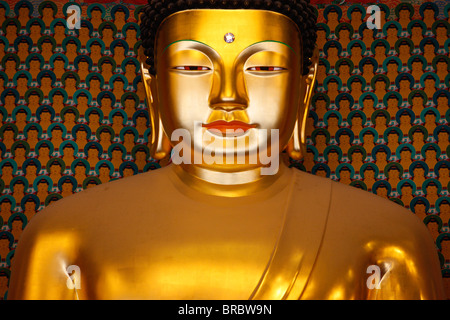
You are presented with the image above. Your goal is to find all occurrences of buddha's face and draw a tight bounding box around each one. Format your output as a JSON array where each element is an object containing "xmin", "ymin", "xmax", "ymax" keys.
[
  {"xmin": 387, "ymin": 63, "xmax": 398, "ymax": 73},
  {"xmin": 414, "ymin": 203, "xmax": 425, "ymax": 214},
  {"xmin": 14, "ymin": 183, "xmax": 24, "ymax": 193},
  {"xmin": 362, "ymin": 64, "xmax": 373, "ymax": 74},
  {"xmin": 436, "ymin": 62, "xmax": 447, "ymax": 73},
  {"xmin": 425, "ymin": 150, "xmax": 436, "ymax": 159},
  {"xmin": 6, "ymin": 25, "xmax": 17, "ymax": 35},
  {"xmin": 424, "ymin": 78, "xmax": 435, "ymax": 89},
  {"xmin": 328, "ymin": 152, "xmax": 339, "ymax": 162},
  {"xmin": 26, "ymin": 164, "xmax": 37, "ymax": 175},
  {"xmin": 75, "ymin": 165, "xmax": 86, "ymax": 175},
  {"xmin": 99, "ymin": 167, "xmax": 110, "ymax": 177},
  {"xmin": 37, "ymin": 181, "xmax": 48, "ymax": 192},
  {"xmin": 127, "ymin": 29, "xmax": 137, "ymax": 39},
  {"xmin": 62, "ymin": 182, "xmax": 73, "ymax": 193},
  {"xmin": 65, "ymin": 78, "xmax": 76, "ymax": 88},
  {"xmin": 87, "ymin": 148, "xmax": 98, "ymax": 158},
  {"xmin": 1, "ymin": 165, "xmax": 12, "ymax": 176},
  {"xmin": 91, "ymin": 9, "xmax": 102, "ymax": 20},
  {"xmin": 437, "ymin": 132, "xmax": 448, "ymax": 142},
  {"xmin": 89, "ymin": 114, "xmax": 100, "ymax": 124},
  {"xmin": 42, "ymin": 42, "xmax": 53, "ymax": 53},
  {"xmin": 63, "ymin": 147, "xmax": 74, "ymax": 157},
  {"xmin": 67, "ymin": 43, "xmax": 77, "ymax": 53},
  {"xmin": 52, "ymin": 129, "xmax": 63, "ymax": 139},
  {"xmin": 14, "ymin": 147, "xmax": 26, "ymax": 158},
  {"xmin": 387, "ymin": 133, "xmax": 398, "ymax": 144},
  {"xmin": 364, "ymin": 169, "xmax": 375, "ymax": 179},
  {"xmin": 75, "ymin": 131, "xmax": 86, "ymax": 140},
  {"xmin": 17, "ymin": 77, "xmax": 28, "ymax": 88},
  {"xmin": 388, "ymin": 168, "xmax": 399, "ymax": 179},
  {"xmin": 43, "ymin": 7, "xmax": 53, "ymax": 18},
  {"xmin": 79, "ymin": 27, "xmax": 90, "ymax": 37},
  {"xmin": 78, "ymin": 96, "xmax": 88, "ymax": 106},
  {"xmin": 53, "ymin": 95, "xmax": 64, "ymax": 105},
  {"xmin": 5, "ymin": 60, "xmax": 16, "ymax": 69},
  {"xmin": 387, "ymin": 28, "xmax": 397, "ymax": 37},
  {"xmin": 91, "ymin": 44, "xmax": 101, "ymax": 55},
  {"xmin": 64, "ymin": 113, "xmax": 76, "ymax": 123},
  {"xmin": 91, "ymin": 79, "xmax": 100, "ymax": 89},
  {"xmin": 427, "ymin": 186, "xmax": 438, "ymax": 196},
  {"xmin": 103, "ymin": 28, "xmax": 113, "ymax": 38},
  {"xmin": 111, "ymin": 150, "xmax": 123, "ymax": 160},
  {"xmin": 41, "ymin": 77, "xmax": 52, "ymax": 87},
  {"xmin": 411, "ymin": 27, "xmax": 422, "ymax": 38},
  {"xmin": 18, "ymin": 42, "xmax": 29, "ymax": 52},
  {"xmin": 124, "ymin": 99, "xmax": 135, "ymax": 109},
  {"xmin": 150, "ymin": 10, "xmax": 309, "ymax": 171},
  {"xmin": 363, "ymin": 99, "xmax": 374, "ymax": 109},
  {"xmin": 399, "ymin": 10, "xmax": 410, "ymax": 20},
  {"xmin": 441, "ymin": 204, "xmax": 450, "ymax": 215},
  {"xmin": 39, "ymin": 146, "xmax": 49, "ymax": 156},
  {"xmin": 412, "ymin": 132, "xmax": 424, "ymax": 142},
  {"xmin": 19, "ymin": 7, "xmax": 29, "ymax": 18},
  {"xmin": 352, "ymin": 117, "xmax": 362, "ymax": 127},
  {"xmin": 400, "ymin": 150, "xmax": 411, "ymax": 160},
  {"xmin": 423, "ymin": 9, "xmax": 434, "ymax": 19},
  {"xmin": 351, "ymin": 46, "xmax": 362, "ymax": 57},
  {"xmin": 424, "ymin": 44, "xmax": 434, "ymax": 55},
  {"xmin": 436, "ymin": 26, "xmax": 447, "ymax": 38},
  {"xmin": 0, "ymin": 202, "xmax": 11, "ymax": 212},
  {"xmin": 55, "ymin": 25, "xmax": 65, "ymax": 36},
  {"xmin": 78, "ymin": 62, "xmax": 89, "ymax": 72},
  {"xmin": 12, "ymin": 220, "xmax": 22, "ymax": 231},
  {"xmin": 49, "ymin": 164, "xmax": 61, "ymax": 175},
  {"xmin": 24, "ymin": 201, "xmax": 35, "ymax": 212},
  {"xmin": 327, "ymin": 11, "xmax": 338, "ymax": 23},
  {"xmin": 102, "ymin": 63, "xmax": 113, "ymax": 73},
  {"xmin": 30, "ymin": 60, "xmax": 41, "ymax": 69},
  {"xmin": 315, "ymin": 134, "xmax": 326, "ymax": 145},
  {"xmin": 399, "ymin": 80, "xmax": 410, "ymax": 90},
  {"xmin": 351, "ymin": 11, "xmax": 361, "ymax": 22},
  {"xmin": 114, "ymin": 46, "xmax": 125, "ymax": 56},
  {"xmin": 115, "ymin": 11, "xmax": 125, "ymax": 21},
  {"xmin": 112, "ymin": 115, "xmax": 123, "ymax": 125},
  {"xmin": 27, "ymin": 129, "xmax": 38, "ymax": 140}
]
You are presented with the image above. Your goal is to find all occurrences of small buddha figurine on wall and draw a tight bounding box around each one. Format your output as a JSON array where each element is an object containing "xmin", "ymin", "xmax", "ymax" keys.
[{"xmin": 8, "ymin": 0, "xmax": 444, "ymax": 300}]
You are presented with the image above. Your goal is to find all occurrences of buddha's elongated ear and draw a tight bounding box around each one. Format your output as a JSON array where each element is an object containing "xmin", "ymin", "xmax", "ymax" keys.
[
  {"xmin": 140, "ymin": 63, "xmax": 172, "ymax": 160},
  {"xmin": 286, "ymin": 47, "xmax": 319, "ymax": 160}
]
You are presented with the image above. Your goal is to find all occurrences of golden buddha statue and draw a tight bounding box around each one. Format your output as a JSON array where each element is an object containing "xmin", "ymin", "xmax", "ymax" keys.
[{"xmin": 8, "ymin": 0, "xmax": 445, "ymax": 300}]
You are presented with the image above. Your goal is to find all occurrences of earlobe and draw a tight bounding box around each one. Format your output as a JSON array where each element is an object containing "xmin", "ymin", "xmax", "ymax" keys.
[
  {"xmin": 140, "ymin": 63, "xmax": 172, "ymax": 160},
  {"xmin": 286, "ymin": 47, "xmax": 319, "ymax": 160}
]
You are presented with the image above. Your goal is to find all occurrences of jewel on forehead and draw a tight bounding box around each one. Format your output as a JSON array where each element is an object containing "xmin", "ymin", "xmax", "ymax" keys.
[{"xmin": 224, "ymin": 32, "xmax": 235, "ymax": 43}]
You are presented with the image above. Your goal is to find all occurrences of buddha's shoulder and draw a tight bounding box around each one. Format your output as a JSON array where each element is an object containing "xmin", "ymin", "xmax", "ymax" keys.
[
  {"xmin": 294, "ymin": 170, "xmax": 428, "ymax": 238},
  {"xmin": 21, "ymin": 167, "xmax": 172, "ymax": 232}
]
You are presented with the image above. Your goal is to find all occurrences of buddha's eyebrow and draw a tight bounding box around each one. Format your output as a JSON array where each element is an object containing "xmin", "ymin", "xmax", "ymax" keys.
[
  {"xmin": 162, "ymin": 39, "xmax": 210, "ymax": 55},
  {"xmin": 162, "ymin": 39, "xmax": 296, "ymax": 55},
  {"xmin": 249, "ymin": 40, "xmax": 296, "ymax": 54}
]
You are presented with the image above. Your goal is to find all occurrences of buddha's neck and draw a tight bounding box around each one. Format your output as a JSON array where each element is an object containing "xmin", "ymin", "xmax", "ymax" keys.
[{"xmin": 171, "ymin": 159, "xmax": 289, "ymax": 198}]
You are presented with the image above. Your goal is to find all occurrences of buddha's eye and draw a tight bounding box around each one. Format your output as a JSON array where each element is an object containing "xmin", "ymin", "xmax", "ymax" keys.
[
  {"xmin": 246, "ymin": 66, "xmax": 287, "ymax": 71},
  {"xmin": 173, "ymin": 66, "xmax": 211, "ymax": 71}
]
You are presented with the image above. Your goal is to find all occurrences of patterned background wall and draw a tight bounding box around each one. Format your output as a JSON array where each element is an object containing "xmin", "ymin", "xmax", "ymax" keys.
[{"xmin": 0, "ymin": 0, "xmax": 449, "ymax": 300}]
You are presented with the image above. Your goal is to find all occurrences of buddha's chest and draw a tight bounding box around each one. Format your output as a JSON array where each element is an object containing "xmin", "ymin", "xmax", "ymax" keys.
[{"xmin": 80, "ymin": 205, "xmax": 286, "ymax": 299}]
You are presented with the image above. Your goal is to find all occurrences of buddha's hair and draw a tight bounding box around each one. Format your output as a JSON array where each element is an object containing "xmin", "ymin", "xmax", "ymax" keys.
[{"xmin": 140, "ymin": 0, "xmax": 317, "ymax": 75}]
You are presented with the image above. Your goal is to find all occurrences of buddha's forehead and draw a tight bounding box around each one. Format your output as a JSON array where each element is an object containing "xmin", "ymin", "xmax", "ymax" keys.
[{"xmin": 155, "ymin": 9, "xmax": 301, "ymax": 58}]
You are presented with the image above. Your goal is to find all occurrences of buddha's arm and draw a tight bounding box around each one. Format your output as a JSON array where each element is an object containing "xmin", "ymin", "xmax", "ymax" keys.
[
  {"xmin": 366, "ymin": 222, "xmax": 445, "ymax": 300},
  {"xmin": 8, "ymin": 214, "xmax": 80, "ymax": 300}
]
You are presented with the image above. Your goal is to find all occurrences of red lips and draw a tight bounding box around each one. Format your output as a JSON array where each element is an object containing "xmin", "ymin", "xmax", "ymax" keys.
[{"xmin": 202, "ymin": 120, "xmax": 256, "ymax": 133}]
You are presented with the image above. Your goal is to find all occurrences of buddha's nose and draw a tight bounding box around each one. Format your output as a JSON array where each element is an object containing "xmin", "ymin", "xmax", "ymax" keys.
[{"xmin": 209, "ymin": 67, "xmax": 249, "ymax": 112}]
